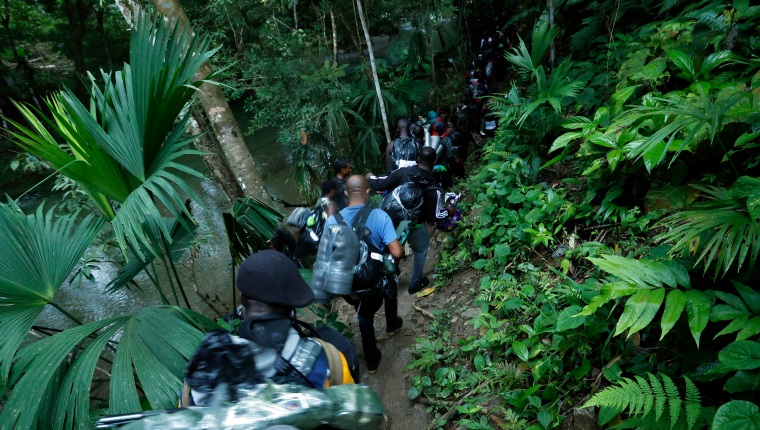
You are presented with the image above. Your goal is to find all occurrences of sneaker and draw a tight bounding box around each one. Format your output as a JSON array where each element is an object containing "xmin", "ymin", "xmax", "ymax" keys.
[
  {"xmin": 408, "ymin": 277, "xmax": 430, "ymax": 294},
  {"xmin": 386, "ymin": 317, "xmax": 403, "ymax": 335},
  {"xmin": 367, "ymin": 350, "xmax": 382, "ymax": 374}
]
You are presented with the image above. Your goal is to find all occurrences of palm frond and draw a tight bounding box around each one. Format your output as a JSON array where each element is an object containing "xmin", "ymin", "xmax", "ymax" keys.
[
  {"xmin": 656, "ymin": 180, "xmax": 760, "ymax": 278},
  {"xmin": 0, "ymin": 306, "xmax": 216, "ymax": 429},
  {"xmin": 0, "ymin": 201, "xmax": 103, "ymax": 389},
  {"xmin": 108, "ymin": 212, "xmax": 197, "ymax": 295},
  {"xmin": 223, "ymin": 197, "xmax": 283, "ymax": 265},
  {"xmin": 623, "ymin": 85, "xmax": 746, "ymax": 170},
  {"xmin": 3, "ymin": 12, "xmax": 215, "ymax": 258}
]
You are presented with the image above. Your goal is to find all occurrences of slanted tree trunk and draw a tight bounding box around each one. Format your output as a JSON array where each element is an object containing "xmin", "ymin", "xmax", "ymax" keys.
[
  {"xmin": 330, "ymin": 9, "xmax": 337, "ymax": 64},
  {"xmin": 116, "ymin": 0, "xmax": 272, "ymax": 203},
  {"xmin": 189, "ymin": 105, "xmax": 245, "ymax": 202},
  {"xmin": 355, "ymin": 0, "xmax": 391, "ymax": 143}
]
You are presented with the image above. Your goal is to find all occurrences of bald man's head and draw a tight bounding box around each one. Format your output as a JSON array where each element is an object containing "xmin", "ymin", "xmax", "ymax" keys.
[{"xmin": 345, "ymin": 175, "xmax": 370, "ymax": 205}]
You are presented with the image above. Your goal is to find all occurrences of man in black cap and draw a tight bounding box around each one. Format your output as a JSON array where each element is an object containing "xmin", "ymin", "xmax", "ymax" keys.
[{"xmin": 182, "ymin": 250, "xmax": 357, "ymax": 406}]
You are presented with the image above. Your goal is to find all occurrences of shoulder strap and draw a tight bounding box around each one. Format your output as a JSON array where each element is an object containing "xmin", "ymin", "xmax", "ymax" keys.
[
  {"xmin": 334, "ymin": 212, "xmax": 347, "ymax": 226},
  {"xmin": 313, "ymin": 338, "xmax": 344, "ymax": 387},
  {"xmin": 351, "ymin": 206, "xmax": 373, "ymax": 230}
]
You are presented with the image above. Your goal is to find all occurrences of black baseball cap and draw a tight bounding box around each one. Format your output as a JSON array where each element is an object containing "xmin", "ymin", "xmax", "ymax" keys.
[{"xmin": 236, "ymin": 250, "xmax": 314, "ymax": 308}]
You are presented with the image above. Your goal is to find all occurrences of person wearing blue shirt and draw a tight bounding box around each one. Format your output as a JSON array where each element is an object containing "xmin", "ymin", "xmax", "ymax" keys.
[{"xmin": 325, "ymin": 175, "xmax": 404, "ymax": 374}]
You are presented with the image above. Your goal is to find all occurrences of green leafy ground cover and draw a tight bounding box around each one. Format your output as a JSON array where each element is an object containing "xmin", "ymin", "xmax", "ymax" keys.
[{"xmin": 408, "ymin": 1, "xmax": 760, "ymax": 429}]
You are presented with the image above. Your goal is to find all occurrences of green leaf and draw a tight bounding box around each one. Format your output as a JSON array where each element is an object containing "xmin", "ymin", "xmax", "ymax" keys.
[
  {"xmin": 537, "ymin": 409, "xmax": 552, "ymax": 428},
  {"xmin": 615, "ymin": 288, "xmax": 665, "ymax": 337},
  {"xmin": 702, "ymin": 50, "xmax": 733, "ymax": 75},
  {"xmin": 474, "ymin": 354, "xmax": 486, "ymax": 372},
  {"xmin": 513, "ymin": 340, "xmax": 530, "ymax": 362},
  {"xmin": 712, "ymin": 400, "xmax": 760, "ymax": 430},
  {"xmin": 610, "ymin": 86, "xmax": 638, "ymax": 115},
  {"xmin": 5, "ymin": 13, "xmax": 214, "ymax": 259},
  {"xmin": 724, "ymin": 371, "xmax": 760, "ymax": 394},
  {"xmin": 667, "ymin": 50, "xmax": 695, "ymax": 80},
  {"xmin": 587, "ymin": 255, "xmax": 690, "ymax": 289},
  {"xmin": 642, "ymin": 140, "xmax": 668, "ymax": 172},
  {"xmin": 684, "ymin": 290, "xmax": 711, "ymax": 347},
  {"xmin": 0, "ymin": 317, "xmax": 123, "ymax": 430},
  {"xmin": 561, "ymin": 116, "xmax": 593, "ymax": 129},
  {"xmin": 577, "ymin": 281, "xmax": 638, "ymax": 316},
  {"xmin": 598, "ymin": 405, "xmax": 622, "ymax": 426},
  {"xmin": 0, "ymin": 202, "xmax": 103, "ymax": 389},
  {"xmin": 734, "ymin": 282, "xmax": 760, "ymax": 314},
  {"xmin": 0, "ymin": 306, "xmax": 212, "ymax": 429},
  {"xmin": 556, "ymin": 306, "xmax": 585, "ymax": 332},
  {"xmin": 660, "ymin": 289, "xmax": 687, "ymax": 339},
  {"xmin": 737, "ymin": 317, "xmax": 760, "ymax": 341},
  {"xmin": 718, "ymin": 341, "xmax": 760, "ymax": 370},
  {"xmin": 408, "ymin": 385, "xmax": 421, "ymax": 400},
  {"xmin": 549, "ymin": 131, "xmax": 583, "ymax": 152}
]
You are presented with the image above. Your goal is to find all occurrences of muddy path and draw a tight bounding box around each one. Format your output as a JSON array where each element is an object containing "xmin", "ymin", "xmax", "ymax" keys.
[{"xmin": 331, "ymin": 231, "xmax": 455, "ymax": 429}]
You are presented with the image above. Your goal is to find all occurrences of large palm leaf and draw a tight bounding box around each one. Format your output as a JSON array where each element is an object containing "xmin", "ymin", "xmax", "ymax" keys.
[
  {"xmin": 656, "ymin": 177, "xmax": 760, "ymax": 278},
  {"xmin": 621, "ymin": 84, "xmax": 748, "ymax": 170},
  {"xmin": 505, "ymin": 20, "xmax": 559, "ymax": 77},
  {"xmin": 0, "ymin": 306, "xmax": 215, "ymax": 430},
  {"xmin": 0, "ymin": 201, "xmax": 103, "ymax": 391},
  {"xmin": 223, "ymin": 197, "xmax": 283, "ymax": 265},
  {"xmin": 3, "ymin": 13, "xmax": 216, "ymax": 258}
]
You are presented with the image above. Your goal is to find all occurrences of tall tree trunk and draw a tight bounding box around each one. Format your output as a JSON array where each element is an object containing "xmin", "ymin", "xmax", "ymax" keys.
[
  {"xmin": 425, "ymin": 11, "xmax": 436, "ymax": 89},
  {"xmin": 350, "ymin": 0, "xmax": 365, "ymax": 62},
  {"xmin": 355, "ymin": 0, "xmax": 391, "ymax": 143},
  {"xmin": 115, "ymin": 0, "xmax": 271, "ymax": 203},
  {"xmin": 62, "ymin": 0, "xmax": 90, "ymax": 80},
  {"xmin": 3, "ymin": 0, "xmax": 41, "ymax": 109},
  {"xmin": 189, "ymin": 105, "xmax": 245, "ymax": 202},
  {"xmin": 292, "ymin": 0, "xmax": 298, "ymax": 31},
  {"xmin": 330, "ymin": 9, "xmax": 337, "ymax": 64},
  {"xmin": 153, "ymin": 0, "xmax": 271, "ymax": 201},
  {"xmin": 95, "ymin": 4, "xmax": 114, "ymax": 70},
  {"xmin": 548, "ymin": 0, "xmax": 555, "ymax": 67}
]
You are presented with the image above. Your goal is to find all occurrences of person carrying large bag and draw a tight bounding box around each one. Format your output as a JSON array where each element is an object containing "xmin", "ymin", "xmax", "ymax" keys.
[
  {"xmin": 180, "ymin": 250, "xmax": 358, "ymax": 408},
  {"xmin": 369, "ymin": 147, "xmax": 450, "ymax": 294},
  {"xmin": 319, "ymin": 175, "xmax": 404, "ymax": 374}
]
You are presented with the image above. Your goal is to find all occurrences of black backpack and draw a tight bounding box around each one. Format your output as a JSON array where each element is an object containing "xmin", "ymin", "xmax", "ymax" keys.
[
  {"xmin": 334, "ymin": 206, "xmax": 385, "ymax": 296},
  {"xmin": 390, "ymin": 137, "xmax": 419, "ymax": 171}
]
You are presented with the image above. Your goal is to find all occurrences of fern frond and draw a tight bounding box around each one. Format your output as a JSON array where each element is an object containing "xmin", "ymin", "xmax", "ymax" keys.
[
  {"xmin": 649, "ymin": 373, "xmax": 667, "ymax": 422},
  {"xmin": 684, "ymin": 377, "xmax": 701, "ymax": 429},
  {"xmin": 584, "ymin": 373, "xmax": 702, "ymax": 430},
  {"xmin": 636, "ymin": 375, "xmax": 655, "ymax": 418},
  {"xmin": 661, "ymin": 0, "xmax": 681, "ymax": 12},
  {"xmin": 662, "ymin": 374, "xmax": 682, "ymax": 428},
  {"xmin": 692, "ymin": 12, "xmax": 727, "ymax": 32}
]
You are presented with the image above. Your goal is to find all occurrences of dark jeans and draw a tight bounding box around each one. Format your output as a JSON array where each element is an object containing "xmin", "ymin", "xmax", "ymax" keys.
[
  {"xmin": 407, "ymin": 223, "xmax": 430, "ymax": 287},
  {"xmin": 348, "ymin": 277, "xmax": 398, "ymax": 369}
]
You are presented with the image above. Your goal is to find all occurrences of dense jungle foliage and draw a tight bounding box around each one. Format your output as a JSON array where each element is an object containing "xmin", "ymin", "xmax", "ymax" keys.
[
  {"xmin": 0, "ymin": 0, "xmax": 759, "ymax": 429},
  {"xmin": 407, "ymin": 1, "xmax": 760, "ymax": 429}
]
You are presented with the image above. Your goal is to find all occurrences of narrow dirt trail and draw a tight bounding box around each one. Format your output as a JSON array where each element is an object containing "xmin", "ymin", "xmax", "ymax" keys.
[{"xmin": 335, "ymin": 234, "xmax": 447, "ymax": 429}]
